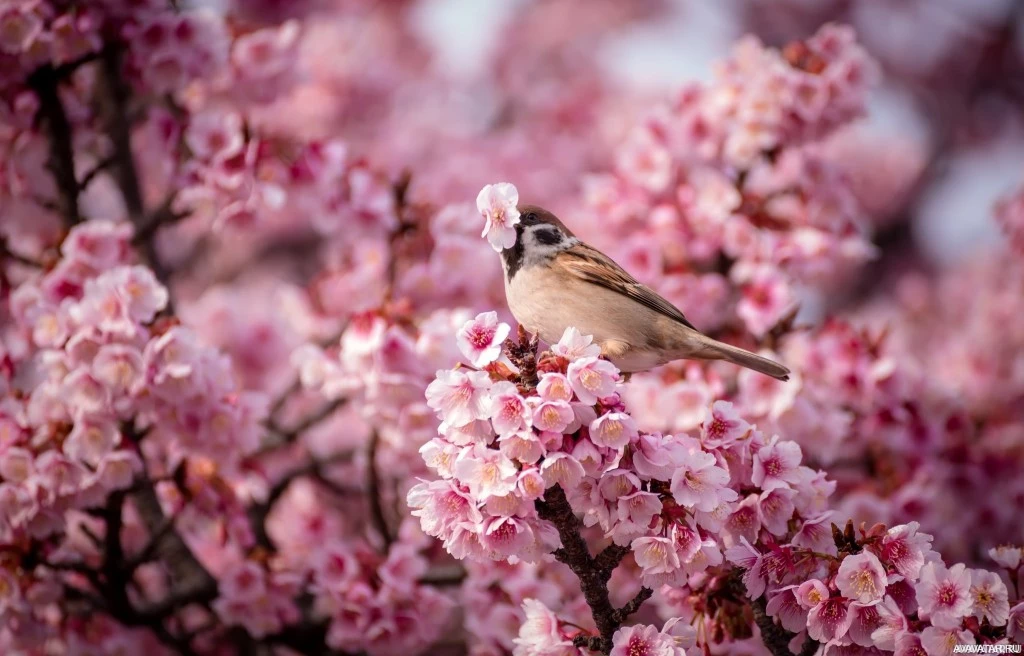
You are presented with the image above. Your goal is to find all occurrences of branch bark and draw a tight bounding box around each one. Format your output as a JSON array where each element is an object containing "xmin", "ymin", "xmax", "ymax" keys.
[
  {"xmin": 28, "ymin": 64, "xmax": 82, "ymax": 226},
  {"xmin": 749, "ymin": 588, "xmax": 817, "ymax": 656},
  {"xmin": 366, "ymin": 430, "xmax": 394, "ymax": 550},
  {"xmin": 535, "ymin": 485, "xmax": 647, "ymax": 653}
]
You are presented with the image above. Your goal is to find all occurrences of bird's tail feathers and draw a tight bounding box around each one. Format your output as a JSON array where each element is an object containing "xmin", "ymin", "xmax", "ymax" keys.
[{"xmin": 696, "ymin": 338, "xmax": 790, "ymax": 381}]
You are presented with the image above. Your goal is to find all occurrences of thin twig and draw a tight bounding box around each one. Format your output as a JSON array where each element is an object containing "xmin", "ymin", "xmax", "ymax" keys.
[
  {"xmin": 258, "ymin": 397, "xmax": 349, "ymax": 454},
  {"xmin": 78, "ymin": 153, "xmax": 116, "ymax": 191},
  {"xmin": 1, "ymin": 240, "xmax": 44, "ymax": 268},
  {"xmin": 248, "ymin": 451, "xmax": 355, "ymax": 551},
  {"xmin": 366, "ymin": 431, "xmax": 393, "ymax": 550}
]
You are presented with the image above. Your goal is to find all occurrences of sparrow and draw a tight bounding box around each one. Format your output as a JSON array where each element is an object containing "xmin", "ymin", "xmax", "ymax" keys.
[{"xmin": 499, "ymin": 205, "xmax": 791, "ymax": 380}]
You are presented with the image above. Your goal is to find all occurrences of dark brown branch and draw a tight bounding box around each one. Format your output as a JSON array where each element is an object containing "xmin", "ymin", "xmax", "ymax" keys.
[
  {"xmin": 366, "ymin": 430, "xmax": 393, "ymax": 549},
  {"xmin": 536, "ymin": 486, "xmax": 643, "ymax": 654},
  {"xmin": 613, "ymin": 587, "xmax": 653, "ymax": 624},
  {"xmin": 1, "ymin": 239, "xmax": 44, "ymax": 268},
  {"xmin": 260, "ymin": 396, "xmax": 348, "ymax": 454},
  {"xmin": 418, "ymin": 564, "xmax": 467, "ymax": 587},
  {"xmin": 126, "ymin": 514, "xmax": 176, "ymax": 571},
  {"xmin": 28, "ymin": 64, "xmax": 82, "ymax": 226},
  {"xmin": 52, "ymin": 49, "xmax": 103, "ymax": 79},
  {"xmin": 98, "ymin": 47, "xmax": 144, "ymax": 223},
  {"xmin": 749, "ymin": 585, "xmax": 817, "ymax": 656},
  {"xmin": 78, "ymin": 153, "xmax": 117, "ymax": 191},
  {"xmin": 248, "ymin": 451, "xmax": 356, "ymax": 551},
  {"xmin": 131, "ymin": 477, "xmax": 217, "ymax": 616},
  {"xmin": 96, "ymin": 45, "xmax": 176, "ymax": 295},
  {"xmin": 132, "ymin": 194, "xmax": 188, "ymax": 246}
]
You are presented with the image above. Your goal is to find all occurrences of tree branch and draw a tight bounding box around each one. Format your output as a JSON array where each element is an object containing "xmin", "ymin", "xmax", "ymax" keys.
[
  {"xmin": 366, "ymin": 430, "xmax": 393, "ymax": 550},
  {"xmin": 28, "ymin": 64, "xmax": 82, "ymax": 226},
  {"xmin": 96, "ymin": 45, "xmax": 176, "ymax": 293},
  {"xmin": 536, "ymin": 485, "xmax": 642, "ymax": 654},
  {"xmin": 749, "ymin": 586, "xmax": 817, "ymax": 656},
  {"xmin": 248, "ymin": 451, "xmax": 356, "ymax": 551}
]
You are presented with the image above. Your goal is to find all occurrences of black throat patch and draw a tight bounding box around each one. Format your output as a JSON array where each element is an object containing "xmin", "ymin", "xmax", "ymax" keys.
[{"xmin": 502, "ymin": 225, "xmax": 526, "ymax": 281}]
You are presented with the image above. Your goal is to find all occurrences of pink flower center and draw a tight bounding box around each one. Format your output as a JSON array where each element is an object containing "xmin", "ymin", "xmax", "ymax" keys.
[
  {"xmin": 627, "ymin": 637, "xmax": 652, "ymax": 656},
  {"xmin": 851, "ymin": 569, "xmax": 878, "ymax": 597},
  {"xmin": 937, "ymin": 583, "xmax": 959, "ymax": 606},
  {"xmin": 884, "ymin": 539, "xmax": 907, "ymax": 562},
  {"xmin": 707, "ymin": 417, "xmax": 725, "ymax": 438},
  {"xmin": 579, "ymin": 368, "xmax": 601, "ymax": 390},
  {"xmin": 468, "ymin": 326, "xmax": 495, "ymax": 349}
]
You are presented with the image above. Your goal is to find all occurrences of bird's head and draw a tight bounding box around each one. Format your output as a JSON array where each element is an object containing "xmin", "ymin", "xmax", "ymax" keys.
[
  {"xmin": 500, "ymin": 205, "xmax": 578, "ymax": 279},
  {"xmin": 516, "ymin": 205, "xmax": 576, "ymax": 249}
]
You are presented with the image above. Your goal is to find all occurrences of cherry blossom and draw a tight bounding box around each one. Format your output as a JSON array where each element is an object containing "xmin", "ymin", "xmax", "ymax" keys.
[
  {"xmin": 916, "ymin": 562, "xmax": 973, "ymax": 627},
  {"xmin": 478, "ymin": 182, "xmax": 522, "ymax": 252},
  {"xmin": 457, "ymin": 311, "xmax": 511, "ymax": 368},
  {"xmin": 2, "ymin": 4, "xmax": 1021, "ymax": 655}
]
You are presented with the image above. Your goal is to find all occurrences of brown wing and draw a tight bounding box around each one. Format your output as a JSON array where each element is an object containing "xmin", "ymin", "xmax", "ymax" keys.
[{"xmin": 557, "ymin": 244, "xmax": 699, "ymax": 332}]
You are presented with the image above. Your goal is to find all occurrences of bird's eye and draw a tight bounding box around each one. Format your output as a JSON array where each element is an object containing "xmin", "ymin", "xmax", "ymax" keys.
[{"xmin": 522, "ymin": 212, "xmax": 537, "ymax": 224}]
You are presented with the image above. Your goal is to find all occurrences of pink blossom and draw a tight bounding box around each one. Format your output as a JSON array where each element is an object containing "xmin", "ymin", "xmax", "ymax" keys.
[
  {"xmin": 539, "ymin": 453, "xmax": 585, "ymax": 490},
  {"xmin": 807, "ymin": 596, "xmax": 852, "ymax": 643},
  {"xmin": 701, "ymin": 401, "xmax": 752, "ymax": 447},
  {"xmin": 60, "ymin": 221, "xmax": 132, "ymax": 270},
  {"xmin": 609, "ymin": 623, "xmax": 677, "ymax": 656},
  {"xmin": 632, "ymin": 536, "xmax": 681, "ymax": 579},
  {"xmin": 425, "ymin": 369, "xmax": 492, "ymax": 426},
  {"xmin": 418, "ymin": 438, "xmax": 461, "ymax": 477},
  {"xmin": 880, "ymin": 522, "xmax": 933, "ymax": 580},
  {"xmin": 968, "ymin": 569, "xmax": 1009, "ymax": 626},
  {"xmin": 752, "ymin": 435, "xmax": 802, "ymax": 491},
  {"xmin": 92, "ymin": 451, "xmax": 141, "ymax": 492},
  {"xmin": 536, "ymin": 373, "xmax": 574, "ymax": 403},
  {"xmin": 796, "ymin": 580, "xmax": 830, "ymax": 609},
  {"xmin": 488, "ymin": 382, "xmax": 531, "ymax": 436},
  {"xmin": 63, "ymin": 416, "xmax": 121, "ymax": 467},
  {"xmin": 480, "ymin": 516, "xmax": 536, "ymax": 560},
  {"xmin": 92, "ymin": 344, "xmax": 144, "ymax": 399},
  {"xmin": 670, "ymin": 447, "xmax": 737, "ymax": 512},
  {"xmin": 766, "ymin": 586, "xmax": 807, "ymax": 633},
  {"xmin": 894, "ymin": 632, "xmax": 928, "ymax": 656},
  {"xmin": 0, "ymin": 447, "xmax": 33, "ymax": 484},
  {"xmin": 916, "ymin": 562, "xmax": 972, "ymax": 627},
  {"xmin": 989, "ymin": 545, "xmax": 1022, "ymax": 570},
  {"xmin": 588, "ymin": 412, "xmax": 638, "ymax": 450},
  {"xmin": 836, "ymin": 552, "xmax": 887, "ymax": 604},
  {"xmin": 920, "ymin": 624, "xmax": 975, "ymax": 655},
  {"xmin": 500, "ymin": 431, "xmax": 545, "ymax": 464},
  {"xmin": 513, "ymin": 599, "xmax": 572, "ymax": 655},
  {"xmin": 734, "ymin": 264, "xmax": 795, "ymax": 338},
  {"xmin": 457, "ymin": 312, "xmax": 511, "ymax": 368},
  {"xmin": 531, "ymin": 399, "xmax": 574, "ymax": 433},
  {"xmin": 407, "ymin": 480, "xmax": 482, "ymax": 537},
  {"xmin": 186, "ymin": 109, "xmax": 245, "ymax": 162},
  {"xmin": 870, "ymin": 596, "xmax": 908, "ymax": 651},
  {"xmin": 551, "ymin": 327, "xmax": 601, "ymax": 360},
  {"xmin": 1008, "ymin": 602, "xmax": 1024, "ymax": 643},
  {"xmin": 453, "ymin": 445, "xmax": 518, "ymax": 501},
  {"xmin": 477, "ymin": 183, "xmax": 521, "ymax": 252},
  {"xmin": 632, "ymin": 432, "xmax": 689, "ymax": 481},
  {"xmin": 756, "ymin": 487, "xmax": 796, "ymax": 536},
  {"xmin": 566, "ymin": 356, "xmax": 618, "ymax": 405}
]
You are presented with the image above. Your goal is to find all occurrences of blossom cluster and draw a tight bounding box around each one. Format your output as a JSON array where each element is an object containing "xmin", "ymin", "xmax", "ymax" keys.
[
  {"xmin": 408, "ymin": 312, "xmax": 834, "ymax": 650},
  {"xmin": 2, "ymin": 0, "xmax": 1023, "ymax": 654},
  {"xmin": 574, "ymin": 24, "xmax": 878, "ymax": 341},
  {"xmin": 734, "ymin": 525, "xmax": 1024, "ymax": 654}
]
